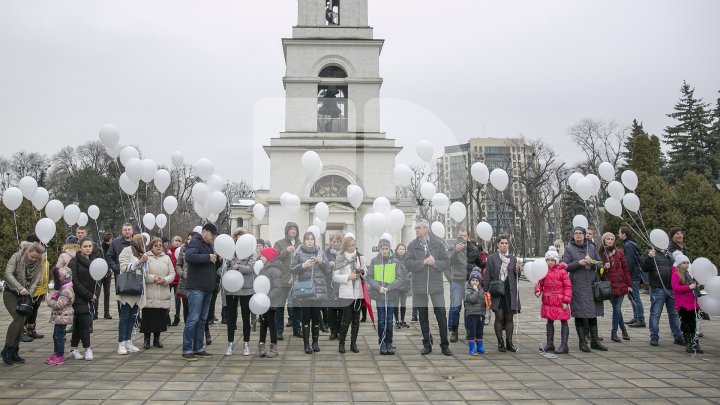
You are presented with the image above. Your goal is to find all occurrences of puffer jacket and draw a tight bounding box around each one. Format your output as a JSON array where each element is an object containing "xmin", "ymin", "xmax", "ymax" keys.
[
  {"xmin": 534, "ymin": 262, "xmax": 572, "ymax": 321},
  {"xmin": 641, "ymin": 249, "xmax": 674, "ymax": 290},
  {"xmin": 259, "ymin": 260, "xmax": 284, "ymax": 308},
  {"xmin": 70, "ymin": 252, "xmax": 99, "ymax": 315},
  {"xmin": 144, "ymin": 253, "xmax": 176, "ymax": 309},
  {"xmin": 464, "ymin": 282, "xmax": 487, "ymax": 317},
  {"xmin": 405, "ymin": 236, "xmax": 450, "ymax": 296},
  {"xmin": 366, "ymin": 254, "xmax": 406, "ymax": 302},
  {"xmin": 333, "ymin": 251, "xmax": 365, "ymax": 300},
  {"xmin": 4, "ymin": 247, "xmax": 44, "ymax": 295},
  {"xmin": 563, "ymin": 240, "xmax": 603, "ymax": 318},
  {"xmin": 599, "ymin": 247, "xmax": 631, "ymax": 297},
  {"xmin": 290, "ymin": 244, "xmax": 330, "ymax": 306},
  {"xmin": 671, "ymin": 267, "xmax": 699, "ymax": 311},
  {"xmin": 222, "ymin": 254, "xmax": 255, "ymax": 296},
  {"xmin": 273, "ymin": 222, "xmax": 301, "ymax": 286},
  {"xmin": 55, "ymin": 250, "xmax": 76, "ymax": 273},
  {"xmin": 324, "ymin": 246, "xmax": 341, "ymax": 307},
  {"xmin": 48, "ymin": 271, "xmax": 74, "ymax": 325}
]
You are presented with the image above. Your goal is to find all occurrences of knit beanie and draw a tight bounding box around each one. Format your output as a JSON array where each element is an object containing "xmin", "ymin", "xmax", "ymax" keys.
[
  {"xmin": 469, "ymin": 268, "xmax": 482, "ymax": 282},
  {"xmin": 572, "ymin": 226, "xmax": 586, "ymax": 235},
  {"xmin": 260, "ymin": 247, "xmax": 279, "ymax": 263},
  {"xmin": 545, "ymin": 246, "xmax": 559, "ymax": 262},
  {"xmin": 674, "ymin": 254, "xmax": 690, "ymax": 267},
  {"xmin": 601, "ymin": 232, "xmax": 615, "ymax": 243},
  {"xmin": 378, "ymin": 239, "xmax": 392, "ymax": 249}
]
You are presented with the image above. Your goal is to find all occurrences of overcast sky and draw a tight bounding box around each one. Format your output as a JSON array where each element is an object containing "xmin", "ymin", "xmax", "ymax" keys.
[{"xmin": 1, "ymin": 0, "xmax": 719, "ymax": 189}]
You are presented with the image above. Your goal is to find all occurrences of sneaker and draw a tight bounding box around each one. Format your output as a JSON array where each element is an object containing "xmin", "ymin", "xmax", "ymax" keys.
[
  {"xmin": 258, "ymin": 342, "xmax": 267, "ymax": 357},
  {"xmin": 266, "ymin": 343, "xmax": 278, "ymax": 358},
  {"xmin": 242, "ymin": 342, "xmax": 250, "ymax": 356},
  {"xmin": 125, "ymin": 340, "xmax": 140, "ymax": 353},
  {"xmin": 117, "ymin": 342, "xmax": 128, "ymax": 355},
  {"xmin": 45, "ymin": 353, "xmax": 58, "ymax": 365},
  {"xmin": 51, "ymin": 355, "xmax": 65, "ymax": 365},
  {"xmin": 182, "ymin": 353, "xmax": 197, "ymax": 361},
  {"xmin": 84, "ymin": 348, "xmax": 94, "ymax": 361},
  {"xmin": 194, "ymin": 351, "xmax": 213, "ymax": 358},
  {"xmin": 650, "ymin": 336, "xmax": 659, "ymax": 346},
  {"xmin": 225, "ymin": 342, "xmax": 234, "ymax": 356},
  {"xmin": 69, "ymin": 349, "xmax": 84, "ymax": 360}
]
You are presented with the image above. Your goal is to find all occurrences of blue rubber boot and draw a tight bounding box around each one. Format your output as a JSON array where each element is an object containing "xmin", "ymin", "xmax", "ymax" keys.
[
  {"xmin": 475, "ymin": 339, "xmax": 486, "ymax": 354},
  {"xmin": 468, "ymin": 341, "xmax": 477, "ymax": 356}
]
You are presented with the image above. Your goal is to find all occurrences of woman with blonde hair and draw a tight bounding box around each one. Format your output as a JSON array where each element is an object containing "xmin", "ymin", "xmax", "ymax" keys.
[
  {"xmin": 332, "ymin": 237, "xmax": 365, "ymax": 353},
  {"xmin": 116, "ymin": 234, "xmax": 147, "ymax": 355}
]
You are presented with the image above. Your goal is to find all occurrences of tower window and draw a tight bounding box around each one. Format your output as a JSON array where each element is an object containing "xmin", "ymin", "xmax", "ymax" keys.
[
  {"xmin": 319, "ymin": 65, "xmax": 347, "ymax": 78},
  {"xmin": 317, "ymin": 85, "xmax": 348, "ymax": 132},
  {"xmin": 325, "ymin": 0, "xmax": 340, "ymax": 25}
]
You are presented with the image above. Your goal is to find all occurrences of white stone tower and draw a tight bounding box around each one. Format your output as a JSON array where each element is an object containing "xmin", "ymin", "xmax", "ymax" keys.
[{"xmin": 264, "ymin": 0, "xmax": 403, "ymax": 254}]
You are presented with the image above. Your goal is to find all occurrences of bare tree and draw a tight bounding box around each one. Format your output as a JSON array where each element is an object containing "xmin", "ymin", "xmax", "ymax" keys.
[
  {"xmin": 10, "ymin": 151, "xmax": 49, "ymax": 184},
  {"xmin": 396, "ymin": 162, "xmax": 438, "ymax": 221}
]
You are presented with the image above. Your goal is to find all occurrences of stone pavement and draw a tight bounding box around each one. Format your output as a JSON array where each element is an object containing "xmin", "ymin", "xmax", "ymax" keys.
[{"xmin": 1, "ymin": 280, "xmax": 719, "ymax": 405}]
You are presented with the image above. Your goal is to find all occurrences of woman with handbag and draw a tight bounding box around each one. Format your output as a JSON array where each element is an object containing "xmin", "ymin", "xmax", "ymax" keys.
[
  {"xmin": 223, "ymin": 228, "xmax": 256, "ymax": 357},
  {"xmin": 598, "ymin": 232, "xmax": 632, "ymax": 343},
  {"xmin": 116, "ymin": 234, "xmax": 147, "ymax": 355},
  {"xmin": 333, "ymin": 237, "xmax": 366, "ymax": 354},
  {"xmin": 290, "ymin": 232, "xmax": 330, "ymax": 354},
  {"xmin": 68, "ymin": 238, "xmax": 99, "ymax": 361},
  {"xmin": 141, "ymin": 238, "xmax": 176, "ymax": 350},
  {"xmin": 483, "ymin": 235, "xmax": 522, "ymax": 352},
  {"xmin": 2, "ymin": 242, "xmax": 46, "ymax": 365},
  {"xmin": 562, "ymin": 227, "xmax": 606, "ymax": 352}
]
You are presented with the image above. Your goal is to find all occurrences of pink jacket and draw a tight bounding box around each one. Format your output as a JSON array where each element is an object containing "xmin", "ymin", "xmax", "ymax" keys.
[
  {"xmin": 534, "ymin": 263, "xmax": 572, "ymax": 321},
  {"xmin": 48, "ymin": 282, "xmax": 75, "ymax": 325},
  {"xmin": 671, "ymin": 267, "xmax": 699, "ymax": 311}
]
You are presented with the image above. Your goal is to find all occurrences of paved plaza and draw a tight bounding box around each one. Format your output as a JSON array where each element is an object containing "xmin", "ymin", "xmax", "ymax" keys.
[{"xmin": 1, "ymin": 280, "xmax": 719, "ymax": 405}]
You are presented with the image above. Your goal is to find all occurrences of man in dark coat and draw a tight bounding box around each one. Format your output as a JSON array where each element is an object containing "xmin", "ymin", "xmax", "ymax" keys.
[
  {"xmin": 405, "ymin": 219, "xmax": 452, "ymax": 356},
  {"xmin": 448, "ymin": 227, "xmax": 478, "ymax": 343},
  {"xmin": 273, "ymin": 222, "xmax": 301, "ymax": 340},
  {"xmin": 181, "ymin": 223, "xmax": 223, "ymax": 361},
  {"xmin": 620, "ymin": 227, "xmax": 646, "ymax": 327},
  {"xmin": 642, "ymin": 245, "xmax": 684, "ymax": 347},
  {"xmin": 668, "ymin": 227, "xmax": 689, "ymax": 257}
]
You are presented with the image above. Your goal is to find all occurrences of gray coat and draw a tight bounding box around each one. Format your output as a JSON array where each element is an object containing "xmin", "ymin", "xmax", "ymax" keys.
[
  {"xmin": 464, "ymin": 283, "xmax": 487, "ymax": 317},
  {"xmin": 405, "ymin": 236, "xmax": 450, "ymax": 296},
  {"xmin": 562, "ymin": 241, "xmax": 604, "ymax": 318},
  {"xmin": 222, "ymin": 254, "xmax": 255, "ymax": 296},
  {"xmin": 290, "ymin": 245, "xmax": 330, "ymax": 306},
  {"xmin": 483, "ymin": 252, "xmax": 521, "ymax": 313}
]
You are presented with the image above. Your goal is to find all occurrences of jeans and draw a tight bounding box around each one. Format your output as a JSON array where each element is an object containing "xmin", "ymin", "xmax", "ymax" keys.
[
  {"xmin": 448, "ymin": 281, "xmax": 465, "ymax": 331},
  {"xmin": 415, "ymin": 292, "xmax": 449, "ymax": 349},
  {"xmin": 628, "ymin": 279, "xmax": 645, "ymax": 322},
  {"xmin": 118, "ymin": 303, "xmax": 139, "ymax": 342},
  {"xmin": 376, "ymin": 299, "xmax": 395, "ymax": 347},
  {"xmin": 649, "ymin": 287, "xmax": 682, "ymax": 340},
  {"xmin": 274, "ymin": 286, "xmax": 291, "ymax": 335},
  {"xmin": 53, "ymin": 324, "xmax": 66, "ymax": 356},
  {"xmin": 465, "ymin": 314, "xmax": 485, "ymax": 340},
  {"xmin": 183, "ymin": 289, "xmax": 212, "ymax": 354},
  {"xmin": 610, "ymin": 295, "xmax": 626, "ymax": 333}
]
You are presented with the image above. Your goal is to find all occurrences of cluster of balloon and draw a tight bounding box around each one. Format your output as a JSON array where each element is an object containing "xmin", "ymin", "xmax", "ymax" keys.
[
  {"xmin": 362, "ymin": 196, "xmax": 405, "ymax": 238},
  {"xmin": 523, "ymin": 257, "xmax": 549, "ymax": 283},
  {"xmin": 280, "ymin": 192, "xmax": 301, "ymax": 214},
  {"xmin": 568, "ymin": 172, "xmax": 601, "ymax": 201},
  {"xmin": 309, "ymin": 202, "xmax": 329, "ymax": 240},
  {"xmin": 190, "ymin": 162, "xmax": 229, "ymax": 221},
  {"xmin": 692, "ymin": 258, "xmax": 720, "ymax": 315}
]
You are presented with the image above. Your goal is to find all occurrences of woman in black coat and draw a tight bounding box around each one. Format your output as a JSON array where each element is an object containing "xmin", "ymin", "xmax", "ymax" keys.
[
  {"xmin": 483, "ymin": 236, "xmax": 522, "ymax": 352},
  {"xmin": 69, "ymin": 238, "xmax": 99, "ymax": 360}
]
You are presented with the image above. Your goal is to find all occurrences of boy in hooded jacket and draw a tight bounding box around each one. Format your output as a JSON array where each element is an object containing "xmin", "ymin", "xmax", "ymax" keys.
[{"xmin": 464, "ymin": 269, "xmax": 487, "ymax": 355}]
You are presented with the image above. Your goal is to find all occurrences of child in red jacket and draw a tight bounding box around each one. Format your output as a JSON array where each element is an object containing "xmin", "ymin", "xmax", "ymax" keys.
[{"xmin": 535, "ymin": 247, "xmax": 572, "ymax": 354}]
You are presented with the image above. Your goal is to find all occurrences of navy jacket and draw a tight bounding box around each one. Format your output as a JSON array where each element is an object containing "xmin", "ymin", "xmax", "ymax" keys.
[{"xmin": 184, "ymin": 234, "xmax": 223, "ymax": 292}]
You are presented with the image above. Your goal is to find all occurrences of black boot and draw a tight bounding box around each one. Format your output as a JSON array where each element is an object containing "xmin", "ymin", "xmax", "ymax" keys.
[
  {"xmin": 692, "ymin": 334, "xmax": 704, "ymax": 354},
  {"xmin": 449, "ymin": 327, "xmax": 458, "ymax": 343},
  {"xmin": 153, "ymin": 333, "xmax": 164, "ymax": 348},
  {"xmin": 611, "ymin": 331, "xmax": 621, "ymax": 342},
  {"xmin": 684, "ymin": 333, "xmax": 694, "ymax": 353},
  {"xmin": 350, "ymin": 315, "xmax": 360, "ymax": 353},
  {"xmin": 576, "ymin": 323, "xmax": 591, "ymax": 352},
  {"xmin": 556, "ymin": 322, "xmax": 569, "ymax": 354},
  {"xmin": 589, "ymin": 324, "xmax": 607, "ymax": 351},
  {"xmin": 497, "ymin": 336, "xmax": 506, "ymax": 352},
  {"xmin": 11, "ymin": 347, "xmax": 25, "ymax": 364},
  {"xmin": 1, "ymin": 345, "xmax": 13, "ymax": 365},
  {"xmin": 205, "ymin": 329, "xmax": 212, "ymax": 345},
  {"xmin": 172, "ymin": 315, "xmax": 180, "ymax": 326},
  {"xmin": 143, "ymin": 333, "xmax": 151, "ymax": 350},
  {"xmin": 541, "ymin": 322, "xmax": 555, "ymax": 352},
  {"xmin": 505, "ymin": 330, "xmax": 518, "ymax": 353},
  {"xmin": 312, "ymin": 325, "xmax": 320, "ymax": 352},
  {"xmin": 27, "ymin": 323, "xmax": 43, "ymax": 339},
  {"xmin": 338, "ymin": 341, "xmax": 346, "ymax": 354},
  {"xmin": 302, "ymin": 325, "xmax": 312, "ymax": 354}
]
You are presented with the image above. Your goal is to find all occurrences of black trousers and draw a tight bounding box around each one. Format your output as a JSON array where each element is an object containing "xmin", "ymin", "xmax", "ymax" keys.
[
  {"xmin": 71, "ymin": 312, "xmax": 92, "ymax": 349},
  {"xmin": 95, "ymin": 276, "xmax": 112, "ymax": 316},
  {"xmin": 301, "ymin": 307, "xmax": 322, "ymax": 327},
  {"xmin": 259, "ymin": 308, "xmax": 277, "ymax": 344},
  {"xmin": 226, "ymin": 295, "xmax": 251, "ymax": 342},
  {"xmin": 25, "ymin": 295, "xmax": 44, "ymax": 325},
  {"xmin": 415, "ymin": 292, "xmax": 449, "ymax": 349}
]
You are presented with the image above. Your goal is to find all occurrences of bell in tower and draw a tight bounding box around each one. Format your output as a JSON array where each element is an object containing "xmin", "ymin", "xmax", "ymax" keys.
[{"xmin": 325, "ymin": 0, "xmax": 340, "ymax": 25}]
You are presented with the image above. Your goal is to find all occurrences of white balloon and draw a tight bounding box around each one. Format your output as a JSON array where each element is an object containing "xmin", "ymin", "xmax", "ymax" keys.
[
  {"xmin": 373, "ymin": 197, "xmax": 391, "ymax": 215},
  {"xmin": 119, "ymin": 173, "xmax": 139, "ymax": 195},
  {"xmin": 98, "ymin": 124, "xmax": 120, "ymax": 149},
  {"xmin": 394, "ymin": 164, "xmax": 412, "ymax": 187},
  {"xmin": 362, "ymin": 213, "xmax": 373, "ymax": 234},
  {"xmin": 284, "ymin": 194, "xmax": 301, "ymax": 214},
  {"xmin": 431, "ymin": 221, "xmax": 445, "ymax": 238},
  {"xmin": 206, "ymin": 175, "xmax": 225, "ymax": 192},
  {"xmin": 222, "ymin": 271, "xmax": 244, "ymax": 293},
  {"xmin": 387, "ymin": 208, "xmax": 406, "ymax": 232},
  {"xmin": 314, "ymin": 202, "xmax": 329, "ymax": 220},
  {"xmin": 449, "ymin": 201, "xmax": 467, "ymax": 222},
  {"xmin": 89, "ymin": 258, "xmax": 108, "ymax": 281},
  {"xmin": 598, "ymin": 162, "xmax": 615, "ymax": 182},
  {"xmin": 532, "ymin": 259, "xmax": 549, "ymax": 281},
  {"xmin": 63, "ymin": 204, "xmax": 81, "ymax": 226},
  {"xmin": 163, "ymin": 196, "xmax": 178, "ymax": 215},
  {"xmin": 34, "ymin": 217, "xmax": 56, "ymax": 244},
  {"xmin": 143, "ymin": 213, "xmax": 156, "ymax": 230},
  {"xmin": 236, "ymin": 234, "xmax": 257, "ymax": 258},
  {"xmin": 77, "ymin": 212, "xmax": 89, "ymax": 227},
  {"xmin": 194, "ymin": 202, "xmax": 210, "ymax": 219},
  {"xmin": 313, "ymin": 218, "xmax": 327, "ymax": 233},
  {"xmin": 105, "ymin": 144, "xmax": 123, "ymax": 159},
  {"xmin": 369, "ymin": 213, "xmax": 387, "ymax": 237},
  {"xmin": 621, "ymin": 170, "xmax": 639, "ymax": 191},
  {"xmin": 489, "ymin": 168, "xmax": 509, "ymax": 192},
  {"xmin": 524, "ymin": 261, "xmax": 538, "ymax": 283},
  {"xmin": 31, "ymin": 187, "xmax": 49, "ymax": 210},
  {"xmin": 703, "ymin": 276, "xmax": 720, "ymax": 298},
  {"xmin": 192, "ymin": 225, "xmax": 202, "ymax": 233},
  {"xmin": 344, "ymin": 232, "xmax": 355, "ymax": 240},
  {"xmin": 2, "ymin": 187, "xmax": 23, "ymax": 211},
  {"xmin": 253, "ymin": 204, "xmax": 266, "ymax": 221},
  {"xmin": 607, "ymin": 181, "xmax": 625, "ymax": 201},
  {"xmin": 124, "ymin": 158, "xmax": 143, "ymax": 182},
  {"xmin": 87, "ymin": 205, "xmax": 100, "ymax": 220},
  {"xmin": 154, "ymin": 169, "xmax": 171, "ymax": 193},
  {"xmin": 648, "ymin": 229, "xmax": 669, "ymax": 250},
  {"xmin": 207, "ymin": 213, "xmax": 218, "ymax": 222},
  {"xmin": 194, "ymin": 158, "xmax": 214, "ymax": 181},
  {"xmin": 380, "ymin": 233, "xmax": 393, "ymax": 246},
  {"xmin": 192, "ymin": 182, "xmax": 209, "ymax": 205},
  {"xmin": 45, "ymin": 200, "xmax": 64, "ymax": 222},
  {"xmin": 155, "ymin": 214, "xmax": 167, "ymax": 229},
  {"xmin": 279, "ymin": 192, "xmax": 290, "ymax": 208},
  {"xmin": 476, "ymin": 222, "xmax": 493, "ymax": 241},
  {"xmin": 18, "ymin": 176, "xmax": 38, "ymax": 200},
  {"xmin": 346, "ymin": 185, "xmax": 363, "ymax": 209},
  {"xmin": 622, "ymin": 193, "xmax": 640, "ymax": 213},
  {"xmin": 253, "ymin": 275, "xmax": 271, "ymax": 295},
  {"xmin": 471, "ymin": 162, "xmax": 489, "ymax": 185},
  {"xmin": 431, "ymin": 193, "xmax": 450, "ymax": 214},
  {"xmin": 416, "ymin": 140, "xmax": 434, "ymax": 162},
  {"xmin": 568, "ymin": 172, "xmax": 583, "ymax": 192},
  {"xmin": 603, "ymin": 198, "xmax": 623, "ymax": 218},
  {"xmin": 208, "ymin": 191, "xmax": 227, "ymax": 214},
  {"xmin": 698, "ymin": 295, "xmax": 720, "ymax": 316},
  {"xmin": 301, "ymin": 151, "xmax": 323, "ymax": 177},
  {"xmin": 574, "ymin": 178, "xmax": 593, "ymax": 200},
  {"xmin": 119, "ymin": 145, "xmax": 139, "ymax": 166},
  {"xmin": 572, "ymin": 215, "xmax": 589, "ymax": 229},
  {"xmin": 420, "ymin": 182, "xmax": 436, "ymax": 200},
  {"xmin": 254, "ymin": 260, "xmax": 264, "ymax": 275},
  {"xmin": 141, "ymin": 159, "xmax": 157, "ymax": 183},
  {"xmin": 214, "ymin": 234, "xmax": 236, "ymax": 260},
  {"xmin": 249, "ymin": 293, "xmax": 271, "ymax": 315},
  {"xmin": 586, "ymin": 174, "xmax": 601, "ymax": 196},
  {"xmin": 171, "ymin": 151, "xmax": 184, "ymax": 166},
  {"xmin": 691, "ymin": 258, "xmax": 717, "ymax": 285}
]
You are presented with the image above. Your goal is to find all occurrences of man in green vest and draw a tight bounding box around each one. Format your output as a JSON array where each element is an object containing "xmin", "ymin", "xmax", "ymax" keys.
[{"xmin": 366, "ymin": 239, "xmax": 406, "ymax": 355}]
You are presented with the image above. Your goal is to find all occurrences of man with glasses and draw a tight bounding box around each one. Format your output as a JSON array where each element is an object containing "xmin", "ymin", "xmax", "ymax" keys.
[
  {"xmin": 405, "ymin": 219, "xmax": 452, "ymax": 356},
  {"xmin": 182, "ymin": 223, "xmax": 223, "ymax": 361}
]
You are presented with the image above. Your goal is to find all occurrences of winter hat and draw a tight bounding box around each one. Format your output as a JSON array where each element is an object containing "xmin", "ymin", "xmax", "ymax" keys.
[
  {"xmin": 202, "ymin": 223, "xmax": 219, "ymax": 236},
  {"xmin": 669, "ymin": 227, "xmax": 683, "ymax": 239},
  {"xmin": 65, "ymin": 235, "xmax": 79, "ymax": 244},
  {"xmin": 674, "ymin": 254, "xmax": 690, "ymax": 267},
  {"xmin": 260, "ymin": 247, "xmax": 279, "ymax": 263},
  {"xmin": 572, "ymin": 226, "xmax": 586, "ymax": 235},
  {"xmin": 545, "ymin": 246, "xmax": 560, "ymax": 262},
  {"xmin": 601, "ymin": 232, "xmax": 615, "ymax": 242},
  {"xmin": 378, "ymin": 239, "xmax": 392, "ymax": 249},
  {"xmin": 469, "ymin": 268, "xmax": 482, "ymax": 282}
]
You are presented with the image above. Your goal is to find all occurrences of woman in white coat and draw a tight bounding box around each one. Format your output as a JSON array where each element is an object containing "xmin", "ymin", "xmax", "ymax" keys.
[
  {"xmin": 140, "ymin": 237, "xmax": 176, "ymax": 349},
  {"xmin": 332, "ymin": 237, "xmax": 366, "ymax": 354}
]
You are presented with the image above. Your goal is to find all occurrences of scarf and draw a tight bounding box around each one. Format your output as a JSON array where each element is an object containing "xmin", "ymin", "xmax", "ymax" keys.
[{"xmin": 499, "ymin": 254, "xmax": 510, "ymax": 282}]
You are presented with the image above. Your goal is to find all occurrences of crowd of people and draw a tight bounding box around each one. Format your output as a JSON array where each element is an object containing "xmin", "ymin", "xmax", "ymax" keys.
[{"xmin": 1, "ymin": 218, "xmax": 706, "ymax": 366}]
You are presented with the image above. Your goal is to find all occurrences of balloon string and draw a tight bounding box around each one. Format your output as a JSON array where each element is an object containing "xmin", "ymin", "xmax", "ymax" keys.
[
  {"xmin": 12, "ymin": 211, "xmax": 20, "ymax": 246},
  {"xmin": 113, "ymin": 161, "xmax": 128, "ymax": 220},
  {"xmin": 95, "ymin": 219, "xmax": 106, "ymax": 260}
]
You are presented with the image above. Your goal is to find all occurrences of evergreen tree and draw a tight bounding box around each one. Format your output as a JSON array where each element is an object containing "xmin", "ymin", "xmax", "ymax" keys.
[
  {"xmin": 560, "ymin": 184, "xmax": 587, "ymax": 241},
  {"xmin": 629, "ymin": 132, "xmax": 662, "ymax": 177},
  {"xmin": 664, "ymin": 81, "xmax": 714, "ymax": 183},
  {"xmin": 621, "ymin": 119, "xmax": 645, "ymax": 169},
  {"xmin": 672, "ymin": 172, "xmax": 720, "ymax": 264},
  {"xmin": 708, "ymin": 94, "xmax": 720, "ymax": 184}
]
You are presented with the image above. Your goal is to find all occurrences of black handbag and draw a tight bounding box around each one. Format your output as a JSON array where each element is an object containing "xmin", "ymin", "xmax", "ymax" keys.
[
  {"xmin": 488, "ymin": 280, "xmax": 505, "ymax": 297},
  {"xmin": 116, "ymin": 269, "xmax": 144, "ymax": 296},
  {"xmin": 592, "ymin": 280, "xmax": 612, "ymax": 302},
  {"xmin": 16, "ymin": 295, "xmax": 34, "ymax": 317}
]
